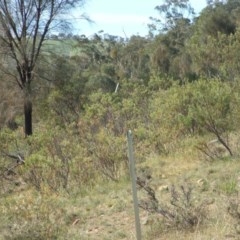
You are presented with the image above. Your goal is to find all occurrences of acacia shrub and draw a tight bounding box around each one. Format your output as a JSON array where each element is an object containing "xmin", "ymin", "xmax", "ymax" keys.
[
  {"xmin": 149, "ymin": 79, "xmax": 238, "ymax": 155},
  {"xmin": 189, "ymin": 79, "xmax": 235, "ymax": 155},
  {"xmin": 10, "ymin": 124, "xmax": 96, "ymax": 192}
]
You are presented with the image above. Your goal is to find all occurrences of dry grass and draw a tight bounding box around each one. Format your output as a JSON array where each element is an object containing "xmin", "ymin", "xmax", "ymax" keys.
[
  {"xmin": 1, "ymin": 135, "xmax": 240, "ymax": 239},
  {"xmin": 0, "ymin": 79, "xmax": 23, "ymax": 129}
]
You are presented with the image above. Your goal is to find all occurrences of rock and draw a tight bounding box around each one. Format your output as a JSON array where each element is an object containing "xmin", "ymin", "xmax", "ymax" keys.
[{"xmin": 158, "ymin": 185, "xmax": 168, "ymax": 191}]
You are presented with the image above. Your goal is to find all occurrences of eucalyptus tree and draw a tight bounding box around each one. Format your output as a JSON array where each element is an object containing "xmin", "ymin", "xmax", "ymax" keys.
[
  {"xmin": 197, "ymin": 0, "xmax": 239, "ymax": 37},
  {"xmin": 148, "ymin": 0, "xmax": 195, "ymax": 34},
  {"xmin": 148, "ymin": 0, "xmax": 196, "ymax": 80},
  {"xmin": 0, "ymin": 0, "xmax": 86, "ymax": 135},
  {"xmin": 186, "ymin": 0, "xmax": 240, "ymax": 79}
]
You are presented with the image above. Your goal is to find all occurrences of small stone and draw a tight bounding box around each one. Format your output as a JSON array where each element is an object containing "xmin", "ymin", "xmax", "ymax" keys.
[{"xmin": 158, "ymin": 185, "xmax": 168, "ymax": 191}]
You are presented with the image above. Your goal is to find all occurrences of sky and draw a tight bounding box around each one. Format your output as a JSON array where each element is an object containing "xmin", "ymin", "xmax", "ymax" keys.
[{"xmin": 71, "ymin": 0, "xmax": 208, "ymax": 38}]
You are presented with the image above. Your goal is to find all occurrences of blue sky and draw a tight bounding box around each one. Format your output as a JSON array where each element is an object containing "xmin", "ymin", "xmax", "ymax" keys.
[{"xmin": 72, "ymin": 0, "xmax": 207, "ymax": 37}]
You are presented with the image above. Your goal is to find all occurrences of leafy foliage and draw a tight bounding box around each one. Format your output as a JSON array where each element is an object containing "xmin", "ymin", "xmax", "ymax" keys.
[{"xmin": 2, "ymin": 0, "xmax": 240, "ymax": 238}]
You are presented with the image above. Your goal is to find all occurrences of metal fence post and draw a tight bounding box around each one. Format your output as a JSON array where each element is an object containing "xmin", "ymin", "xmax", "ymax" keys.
[{"xmin": 127, "ymin": 130, "xmax": 142, "ymax": 240}]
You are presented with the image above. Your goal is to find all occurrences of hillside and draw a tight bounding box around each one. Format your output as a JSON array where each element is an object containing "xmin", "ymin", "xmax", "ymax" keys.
[{"xmin": 1, "ymin": 0, "xmax": 240, "ymax": 239}]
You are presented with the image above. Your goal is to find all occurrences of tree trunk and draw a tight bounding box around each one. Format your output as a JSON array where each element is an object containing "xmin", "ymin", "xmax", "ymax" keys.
[{"xmin": 24, "ymin": 98, "xmax": 32, "ymax": 136}]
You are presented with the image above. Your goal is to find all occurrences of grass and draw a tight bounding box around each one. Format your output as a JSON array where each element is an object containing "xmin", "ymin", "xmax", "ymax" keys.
[{"xmin": 1, "ymin": 134, "xmax": 240, "ymax": 239}]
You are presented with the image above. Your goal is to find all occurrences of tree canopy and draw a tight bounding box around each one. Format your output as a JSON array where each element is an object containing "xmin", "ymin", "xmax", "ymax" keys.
[{"xmin": 0, "ymin": 0, "xmax": 86, "ymax": 135}]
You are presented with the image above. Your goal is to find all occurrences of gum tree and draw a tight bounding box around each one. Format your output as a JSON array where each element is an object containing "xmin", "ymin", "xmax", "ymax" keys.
[
  {"xmin": 0, "ymin": 0, "xmax": 86, "ymax": 135},
  {"xmin": 148, "ymin": 0, "xmax": 195, "ymax": 80}
]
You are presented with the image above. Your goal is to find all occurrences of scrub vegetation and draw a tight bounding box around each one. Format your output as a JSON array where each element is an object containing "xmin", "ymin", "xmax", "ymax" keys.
[{"xmin": 1, "ymin": 0, "xmax": 240, "ymax": 239}]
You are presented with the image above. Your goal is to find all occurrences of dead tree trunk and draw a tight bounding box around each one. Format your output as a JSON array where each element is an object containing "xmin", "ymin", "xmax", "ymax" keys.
[{"xmin": 24, "ymin": 97, "xmax": 32, "ymax": 136}]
